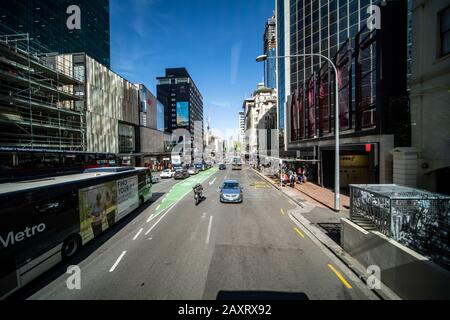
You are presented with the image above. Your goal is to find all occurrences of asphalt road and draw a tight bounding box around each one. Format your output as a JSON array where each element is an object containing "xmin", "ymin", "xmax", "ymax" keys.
[{"xmin": 15, "ymin": 166, "xmax": 378, "ymax": 300}]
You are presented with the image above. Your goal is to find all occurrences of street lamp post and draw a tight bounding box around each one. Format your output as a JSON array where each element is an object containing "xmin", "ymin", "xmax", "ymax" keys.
[{"xmin": 256, "ymin": 53, "xmax": 340, "ymax": 212}]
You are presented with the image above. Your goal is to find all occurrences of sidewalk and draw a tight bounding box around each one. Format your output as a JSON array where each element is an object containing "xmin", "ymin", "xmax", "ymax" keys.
[{"xmin": 257, "ymin": 168, "xmax": 351, "ymax": 245}]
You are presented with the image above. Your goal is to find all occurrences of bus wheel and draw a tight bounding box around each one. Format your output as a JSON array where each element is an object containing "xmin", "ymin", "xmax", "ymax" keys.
[
  {"xmin": 139, "ymin": 195, "xmax": 144, "ymax": 206},
  {"xmin": 62, "ymin": 235, "xmax": 81, "ymax": 260}
]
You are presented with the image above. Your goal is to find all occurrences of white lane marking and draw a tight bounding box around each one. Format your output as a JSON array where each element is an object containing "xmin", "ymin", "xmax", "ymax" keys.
[
  {"xmin": 288, "ymin": 199, "xmax": 296, "ymax": 206},
  {"xmin": 145, "ymin": 202, "xmax": 176, "ymax": 235},
  {"xmin": 133, "ymin": 228, "xmax": 143, "ymax": 240},
  {"xmin": 202, "ymin": 212, "xmax": 207, "ymax": 219},
  {"xmin": 148, "ymin": 236, "xmax": 153, "ymax": 240},
  {"xmin": 206, "ymin": 215, "xmax": 213, "ymax": 244},
  {"xmin": 155, "ymin": 204, "xmax": 161, "ymax": 210},
  {"xmin": 109, "ymin": 251, "xmax": 127, "ymax": 272},
  {"xmin": 146, "ymin": 213, "xmax": 155, "ymax": 223},
  {"xmin": 209, "ymin": 177, "xmax": 217, "ymax": 185}
]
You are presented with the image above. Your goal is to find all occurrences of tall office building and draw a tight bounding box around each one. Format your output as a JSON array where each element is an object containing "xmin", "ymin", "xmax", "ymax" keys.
[
  {"xmin": 0, "ymin": 0, "xmax": 110, "ymax": 67},
  {"xmin": 276, "ymin": 0, "xmax": 290, "ymax": 132},
  {"xmin": 239, "ymin": 111, "xmax": 245, "ymax": 135},
  {"xmin": 264, "ymin": 15, "xmax": 277, "ymax": 89},
  {"xmin": 238, "ymin": 111, "xmax": 245, "ymax": 144},
  {"xmin": 277, "ymin": 0, "xmax": 410, "ymax": 190},
  {"xmin": 156, "ymin": 68, "xmax": 203, "ymax": 134},
  {"xmin": 156, "ymin": 68, "xmax": 203, "ymax": 161}
]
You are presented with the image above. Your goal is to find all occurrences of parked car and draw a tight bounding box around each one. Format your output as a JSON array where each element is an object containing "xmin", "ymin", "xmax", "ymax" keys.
[
  {"xmin": 160, "ymin": 169, "xmax": 175, "ymax": 179},
  {"xmin": 194, "ymin": 163, "xmax": 205, "ymax": 171},
  {"xmin": 151, "ymin": 172, "xmax": 161, "ymax": 184},
  {"xmin": 219, "ymin": 180, "xmax": 243, "ymax": 203},
  {"xmin": 187, "ymin": 166, "xmax": 199, "ymax": 175},
  {"xmin": 174, "ymin": 168, "xmax": 190, "ymax": 180},
  {"xmin": 219, "ymin": 163, "xmax": 226, "ymax": 170}
]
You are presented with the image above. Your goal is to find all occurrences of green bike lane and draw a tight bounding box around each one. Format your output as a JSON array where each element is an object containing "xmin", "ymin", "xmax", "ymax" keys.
[{"xmin": 148, "ymin": 167, "xmax": 219, "ymax": 222}]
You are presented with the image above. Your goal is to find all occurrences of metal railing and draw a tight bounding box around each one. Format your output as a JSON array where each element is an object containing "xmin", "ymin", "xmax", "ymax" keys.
[{"xmin": 350, "ymin": 184, "xmax": 450, "ymax": 269}]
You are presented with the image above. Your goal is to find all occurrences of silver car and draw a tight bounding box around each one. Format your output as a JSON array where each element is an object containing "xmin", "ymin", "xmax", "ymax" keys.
[
  {"xmin": 219, "ymin": 180, "xmax": 243, "ymax": 203},
  {"xmin": 187, "ymin": 166, "xmax": 199, "ymax": 175}
]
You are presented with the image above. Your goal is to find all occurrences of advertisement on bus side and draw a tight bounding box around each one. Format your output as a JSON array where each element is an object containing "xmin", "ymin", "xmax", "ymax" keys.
[
  {"xmin": 79, "ymin": 181, "xmax": 117, "ymax": 244},
  {"xmin": 78, "ymin": 176, "xmax": 138, "ymax": 244},
  {"xmin": 116, "ymin": 176, "xmax": 138, "ymax": 220}
]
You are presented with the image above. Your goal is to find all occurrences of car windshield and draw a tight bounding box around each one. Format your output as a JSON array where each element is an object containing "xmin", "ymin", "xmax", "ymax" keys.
[{"xmin": 223, "ymin": 182, "xmax": 240, "ymax": 189}]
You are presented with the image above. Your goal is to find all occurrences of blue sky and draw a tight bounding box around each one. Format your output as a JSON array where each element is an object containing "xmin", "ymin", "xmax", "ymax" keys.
[{"xmin": 110, "ymin": 0, "xmax": 274, "ymax": 139}]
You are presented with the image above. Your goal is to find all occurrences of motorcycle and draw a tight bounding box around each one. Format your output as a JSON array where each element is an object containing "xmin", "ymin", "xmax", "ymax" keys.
[{"xmin": 193, "ymin": 183, "xmax": 204, "ymax": 206}]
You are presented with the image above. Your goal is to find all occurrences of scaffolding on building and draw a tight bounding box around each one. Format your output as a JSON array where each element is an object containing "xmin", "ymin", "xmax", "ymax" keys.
[{"xmin": 0, "ymin": 31, "xmax": 85, "ymax": 152}]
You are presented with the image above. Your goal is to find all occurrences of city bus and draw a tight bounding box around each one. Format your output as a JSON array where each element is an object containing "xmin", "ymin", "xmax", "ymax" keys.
[
  {"xmin": 232, "ymin": 157, "xmax": 242, "ymax": 170},
  {"xmin": 0, "ymin": 167, "xmax": 152, "ymax": 299}
]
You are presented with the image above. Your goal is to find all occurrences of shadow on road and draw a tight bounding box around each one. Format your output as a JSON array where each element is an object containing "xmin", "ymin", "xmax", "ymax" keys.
[
  {"xmin": 151, "ymin": 192, "xmax": 165, "ymax": 202},
  {"xmin": 7, "ymin": 198, "xmax": 159, "ymax": 300},
  {"xmin": 216, "ymin": 291, "xmax": 310, "ymax": 300}
]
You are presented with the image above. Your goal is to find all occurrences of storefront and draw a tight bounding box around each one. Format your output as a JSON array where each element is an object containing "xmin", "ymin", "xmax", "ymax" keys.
[{"xmin": 320, "ymin": 143, "xmax": 379, "ymax": 191}]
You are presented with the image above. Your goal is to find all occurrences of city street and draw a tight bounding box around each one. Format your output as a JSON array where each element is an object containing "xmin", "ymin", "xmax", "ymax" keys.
[{"xmin": 13, "ymin": 166, "xmax": 378, "ymax": 300}]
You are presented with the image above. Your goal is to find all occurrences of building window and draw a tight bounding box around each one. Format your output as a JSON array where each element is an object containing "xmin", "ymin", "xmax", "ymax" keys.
[
  {"xmin": 440, "ymin": 6, "xmax": 450, "ymax": 57},
  {"xmin": 118, "ymin": 123, "xmax": 135, "ymax": 153}
]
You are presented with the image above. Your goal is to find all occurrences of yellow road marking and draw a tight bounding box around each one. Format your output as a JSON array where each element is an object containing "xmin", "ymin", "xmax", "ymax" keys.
[
  {"xmin": 254, "ymin": 182, "xmax": 269, "ymax": 189},
  {"xmin": 293, "ymin": 227, "xmax": 305, "ymax": 238},
  {"xmin": 280, "ymin": 208, "xmax": 285, "ymax": 215},
  {"xmin": 327, "ymin": 264, "xmax": 353, "ymax": 289}
]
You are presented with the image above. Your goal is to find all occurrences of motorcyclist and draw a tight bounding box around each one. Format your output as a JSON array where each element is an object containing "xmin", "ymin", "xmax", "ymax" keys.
[{"xmin": 193, "ymin": 183, "xmax": 204, "ymax": 204}]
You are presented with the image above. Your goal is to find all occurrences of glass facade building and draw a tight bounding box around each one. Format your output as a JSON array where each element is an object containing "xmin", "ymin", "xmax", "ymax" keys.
[
  {"xmin": 0, "ymin": 0, "xmax": 110, "ymax": 67},
  {"xmin": 276, "ymin": 0, "xmax": 286, "ymax": 130},
  {"xmin": 278, "ymin": 0, "xmax": 409, "ymax": 189},
  {"xmin": 289, "ymin": 0, "xmax": 378, "ymax": 96},
  {"xmin": 156, "ymin": 100, "xmax": 165, "ymax": 132},
  {"xmin": 156, "ymin": 68, "xmax": 203, "ymax": 135},
  {"xmin": 266, "ymin": 48, "xmax": 277, "ymax": 89}
]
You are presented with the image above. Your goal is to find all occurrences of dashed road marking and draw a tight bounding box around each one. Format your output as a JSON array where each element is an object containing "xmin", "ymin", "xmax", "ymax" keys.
[
  {"xmin": 133, "ymin": 228, "xmax": 143, "ymax": 240},
  {"xmin": 294, "ymin": 227, "xmax": 305, "ymax": 239},
  {"xmin": 328, "ymin": 264, "xmax": 353, "ymax": 289},
  {"xmin": 206, "ymin": 215, "xmax": 213, "ymax": 244},
  {"xmin": 109, "ymin": 251, "xmax": 127, "ymax": 272}
]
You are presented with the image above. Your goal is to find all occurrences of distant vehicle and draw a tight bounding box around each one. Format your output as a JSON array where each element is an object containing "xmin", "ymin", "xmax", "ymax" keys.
[
  {"xmin": 194, "ymin": 163, "xmax": 205, "ymax": 171},
  {"xmin": 219, "ymin": 180, "xmax": 243, "ymax": 203},
  {"xmin": 151, "ymin": 172, "xmax": 161, "ymax": 184},
  {"xmin": 219, "ymin": 163, "xmax": 226, "ymax": 170},
  {"xmin": 160, "ymin": 169, "xmax": 175, "ymax": 179},
  {"xmin": 174, "ymin": 168, "xmax": 190, "ymax": 180},
  {"xmin": 232, "ymin": 157, "xmax": 242, "ymax": 170},
  {"xmin": 0, "ymin": 167, "xmax": 152, "ymax": 299},
  {"xmin": 187, "ymin": 166, "xmax": 199, "ymax": 175}
]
